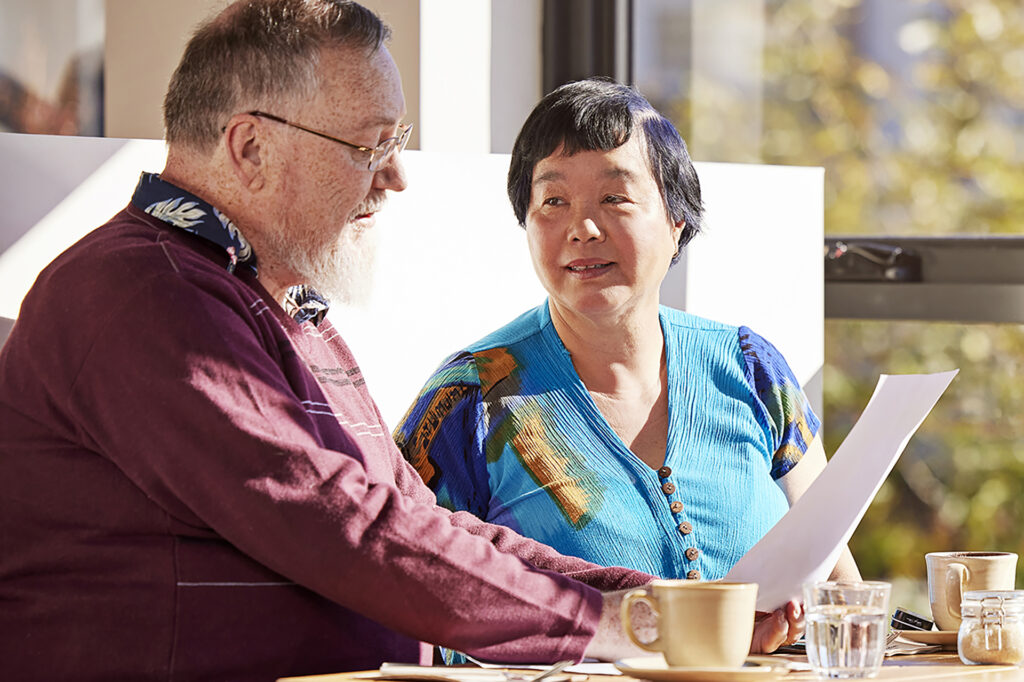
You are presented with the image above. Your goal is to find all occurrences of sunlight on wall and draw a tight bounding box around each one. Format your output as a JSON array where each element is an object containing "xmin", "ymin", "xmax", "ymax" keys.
[{"xmin": 0, "ymin": 133, "xmax": 823, "ymax": 429}]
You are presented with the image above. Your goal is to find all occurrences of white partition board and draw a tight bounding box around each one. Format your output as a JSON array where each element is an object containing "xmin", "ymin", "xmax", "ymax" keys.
[
  {"xmin": 0, "ymin": 133, "xmax": 823, "ymax": 429},
  {"xmin": 661, "ymin": 162, "xmax": 826, "ymax": 413}
]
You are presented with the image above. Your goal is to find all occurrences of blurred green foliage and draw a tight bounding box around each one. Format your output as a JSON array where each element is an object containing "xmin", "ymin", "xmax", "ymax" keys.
[{"xmin": 663, "ymin": 0, "xmax": 1024, "ymax": 594}]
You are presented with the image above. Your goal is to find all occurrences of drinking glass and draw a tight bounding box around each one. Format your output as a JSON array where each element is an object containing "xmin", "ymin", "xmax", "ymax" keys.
[{"xmin": 804, "ymin": 581, "xmax": 892, "ymax": 679}]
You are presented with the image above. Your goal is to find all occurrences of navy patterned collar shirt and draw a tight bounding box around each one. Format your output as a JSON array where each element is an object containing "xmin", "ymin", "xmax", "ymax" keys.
[{"xmin": 131, "ymin": 172, "xmax": 330, "ymax": 325}]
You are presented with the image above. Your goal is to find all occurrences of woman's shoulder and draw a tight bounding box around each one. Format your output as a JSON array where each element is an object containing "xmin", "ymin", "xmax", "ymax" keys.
[
  {"xmin": 659, "ymin": 305, "xmax": 739, "ymax": 337},
  {"xmin": 429, "ymin": 303, "xmax": 548, "ymax": 395},
  {"xmin": 736, "ymin": 325, "xmax": 793, "ymax": 376},
  {"xmin": 465, "ymin": 303, "xmax": 548, "ymax": 353},
  {"xmin": 660, "ymin": 308, "xmax": 797, "ymax": 380}
]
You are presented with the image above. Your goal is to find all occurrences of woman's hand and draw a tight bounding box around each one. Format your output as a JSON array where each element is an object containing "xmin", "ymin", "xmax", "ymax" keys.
[{"xmin": 750, "ymin": 600, "xmax": 804, "ymax": 653}]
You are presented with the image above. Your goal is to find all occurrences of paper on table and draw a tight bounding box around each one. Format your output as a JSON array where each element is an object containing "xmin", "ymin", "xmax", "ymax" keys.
[
  {"xmin": 466, "ymin": 657, "xmax": 620, "ymax": 676},
  {"xmin": 724, "ymin": 370, "xmax": 959, "ymax": 611}
]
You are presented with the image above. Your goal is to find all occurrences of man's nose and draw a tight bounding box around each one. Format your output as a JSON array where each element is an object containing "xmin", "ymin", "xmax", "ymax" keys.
[{"xmin": 373, "ymin": 152, "xmax": 408, "ymax": 192}]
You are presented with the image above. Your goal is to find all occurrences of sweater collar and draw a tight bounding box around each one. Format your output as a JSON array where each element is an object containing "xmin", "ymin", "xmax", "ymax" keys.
[{"xmin": 131, "ymin": 172, "xmax": 330, "ymax": 326}]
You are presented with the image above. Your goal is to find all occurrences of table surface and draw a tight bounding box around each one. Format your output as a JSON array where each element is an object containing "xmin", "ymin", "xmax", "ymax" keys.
[{"xmin": 278, "ymin": 653, "xmax": 1024, "ymax": 682}]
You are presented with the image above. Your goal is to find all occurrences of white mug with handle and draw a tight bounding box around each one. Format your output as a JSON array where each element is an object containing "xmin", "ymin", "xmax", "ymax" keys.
[{"xmin": 620, "ymin": 580, "xmax": 758, "ymax": 668}]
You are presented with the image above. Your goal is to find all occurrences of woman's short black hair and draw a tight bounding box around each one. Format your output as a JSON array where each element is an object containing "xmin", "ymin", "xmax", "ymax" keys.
[{"xmin": 507, "ymin": 78, "xmax": 703, "ymax": 260}]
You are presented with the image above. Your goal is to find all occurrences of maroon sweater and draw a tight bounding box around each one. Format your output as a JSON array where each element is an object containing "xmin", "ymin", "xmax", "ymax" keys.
[{"xmin": 0, "ymin": 205, "xmax": 650, "ymax": 681}]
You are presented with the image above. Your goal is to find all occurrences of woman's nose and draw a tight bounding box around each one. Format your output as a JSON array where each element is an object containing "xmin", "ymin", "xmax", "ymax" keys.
[{"xmin": 567, "ymin": 214, "xmax": 603, "ymax": 242}]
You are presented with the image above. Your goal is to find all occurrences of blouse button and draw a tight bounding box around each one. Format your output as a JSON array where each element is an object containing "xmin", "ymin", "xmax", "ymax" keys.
[
  {"xmin": 661, "ymin": 482, "xmax": 676, "ymax": 495},
  {"xmin": 657, "ymin": 466, "xmax": 672, "ymax": 478},
  {"xmin": 678, "ymin": 521, "xmax": 693, "ymax": 535},
  {"xmin": 685, "ymin": 547, "xmax": 701, "ymax": 561},
  {"xmin": 687, "ymin": 570, "xmax": 702, "ymax": 580},
  {"xmin": 669, "ymin": 500, "xmax": 684, "ymax": 514}
]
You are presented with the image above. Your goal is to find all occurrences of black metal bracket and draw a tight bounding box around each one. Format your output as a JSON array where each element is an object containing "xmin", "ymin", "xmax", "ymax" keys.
[{"xmin": 825, "ymin": 239, "xmax": 922, "ymax": 282}]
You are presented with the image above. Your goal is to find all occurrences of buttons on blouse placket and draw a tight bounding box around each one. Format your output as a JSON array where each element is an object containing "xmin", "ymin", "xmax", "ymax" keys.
[{"xmin": 658, "ymin": 465, "xmax": 701, "ymax": 579}]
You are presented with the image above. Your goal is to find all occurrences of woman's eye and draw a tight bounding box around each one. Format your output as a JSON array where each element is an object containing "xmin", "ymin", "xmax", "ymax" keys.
[
  {"xmin": 603, "ymin": 195, "xmax": 627, "ymax": 204},
  {"xmin": 542, "ymin": 197, "xmax": 563, "ymax": 206}
]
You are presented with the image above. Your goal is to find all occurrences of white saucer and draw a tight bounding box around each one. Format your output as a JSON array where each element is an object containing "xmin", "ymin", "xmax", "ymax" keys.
[
  {"xmin": 614, "ymin": 656, "xmax": 792, "ymax": 682},
  {"xmin": 895, "ymin": 629, "xmax": 958, "ymax": 650}
]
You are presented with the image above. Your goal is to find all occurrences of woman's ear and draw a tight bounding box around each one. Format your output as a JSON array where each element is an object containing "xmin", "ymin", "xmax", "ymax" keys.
[{"xmin": 672, "ymin": 218, "xmax": 686, "ymax": 245}]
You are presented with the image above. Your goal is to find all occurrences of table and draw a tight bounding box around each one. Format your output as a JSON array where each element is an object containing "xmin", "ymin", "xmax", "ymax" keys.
[
  {"xmin": 278, "ymin": 653, "xmax": 1024, "ymax": 682},
  {"xmin": 795, "ymin": 652, "xmax": 1022, "ymax": 681}
]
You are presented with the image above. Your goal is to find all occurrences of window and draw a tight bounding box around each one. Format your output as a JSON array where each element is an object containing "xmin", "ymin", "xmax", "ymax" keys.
[
  {"xmin": 0, "ymin": 0, "xmax": 104, "ymax": 136},
  {"xmin": 629, "ymin": 0, "xmax": 1024, "ymax": 609}
]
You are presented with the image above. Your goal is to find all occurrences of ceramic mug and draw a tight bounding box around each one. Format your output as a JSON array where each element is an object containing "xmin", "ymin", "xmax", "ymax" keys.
[
  {"xmin": 926, "ymin": 551, "xmax": 1018, "ymax": 631},
  {"xmin": 621, "ymin": 580, "xmax": 758, "ymax": 668}
]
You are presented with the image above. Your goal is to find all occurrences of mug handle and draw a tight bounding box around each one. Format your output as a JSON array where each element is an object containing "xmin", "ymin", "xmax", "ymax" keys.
[
  {"xmin": 621, "ymin": 588, "xmax": 662, "ymax": 653},
  {"xmin": 945, "ymin": 562, "xmax": 968, "ymax": 624}
]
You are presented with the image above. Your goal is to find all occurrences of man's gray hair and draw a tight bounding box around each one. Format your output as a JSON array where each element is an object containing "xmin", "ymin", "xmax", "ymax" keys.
[{"xmin": 164, "ymin": 0, "xmax": 390, "ymax": 152}]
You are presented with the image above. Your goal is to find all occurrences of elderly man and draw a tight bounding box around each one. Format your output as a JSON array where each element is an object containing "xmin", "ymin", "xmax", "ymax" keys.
[
  {"xmin": 0, "ymin": 1, "xmax": 798, "ymax": 680},
  {"xmin": 0, "ymin": 2, "xmax": 656, "ymax": 679}
]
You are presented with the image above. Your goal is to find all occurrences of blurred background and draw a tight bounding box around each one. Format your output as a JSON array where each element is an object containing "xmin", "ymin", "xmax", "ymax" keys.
[{"xmin": 4, "ymin": 0, "xmax": 1023, "ymax": 617}]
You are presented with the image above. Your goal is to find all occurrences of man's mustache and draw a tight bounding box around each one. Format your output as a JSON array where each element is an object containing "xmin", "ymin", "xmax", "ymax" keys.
[{"xmin": 348, "ymin": 192, "xmax": 388, "ymax": 221}]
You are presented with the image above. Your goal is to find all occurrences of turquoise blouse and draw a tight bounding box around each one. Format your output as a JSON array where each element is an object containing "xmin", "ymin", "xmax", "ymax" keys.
[{"xmin": 395, "ymin": 303, "xmax": 820, "ymax": 580}]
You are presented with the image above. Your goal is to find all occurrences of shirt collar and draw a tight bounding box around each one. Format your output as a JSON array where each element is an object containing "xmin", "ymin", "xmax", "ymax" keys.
[
  {"xmin": 283, "ymin": 285, "xmax": 331, "ymax": 327},
  {"xmin": 131, "ymin": 172, "xmax": 331, "ymax": 326},
  {"xmin": 132, "ymin": 172, "xmax": 256, "ymax": 275}
]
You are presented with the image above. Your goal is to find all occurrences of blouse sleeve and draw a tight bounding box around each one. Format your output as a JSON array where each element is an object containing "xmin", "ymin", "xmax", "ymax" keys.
[
  {"xmin": 394, "ymin": 352, "xmax": 492, "ymax": 518},
  {"xmin": 738, "ymin": 326, "xmax": 821, "ymax": 480}
]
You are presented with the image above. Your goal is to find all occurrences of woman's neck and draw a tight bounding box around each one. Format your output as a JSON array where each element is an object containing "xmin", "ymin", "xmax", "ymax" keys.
[{"xmin": 548, "ymin": 300, "xmax": 665, "ymax": 396}]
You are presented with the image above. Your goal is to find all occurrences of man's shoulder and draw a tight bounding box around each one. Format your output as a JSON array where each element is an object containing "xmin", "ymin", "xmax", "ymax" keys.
[
  {"xmin": 36, "ymin": 205, "xmax": 253, "ymax": 308},
  {"xmin": 15, "ymin": 205, "xmax": 269, "ymax": 355}
]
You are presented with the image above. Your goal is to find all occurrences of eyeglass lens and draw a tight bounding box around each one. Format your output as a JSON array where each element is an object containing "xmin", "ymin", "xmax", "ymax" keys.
[{"xmin": 369, "ymin": 125, "xmax": 412, "ymax": 171}]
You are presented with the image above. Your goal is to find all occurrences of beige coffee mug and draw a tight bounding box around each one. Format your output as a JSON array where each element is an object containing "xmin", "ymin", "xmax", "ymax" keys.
[
  {"xmin": 621, "ymin": 580, "xmax": 757, "ymax": 668},
  {"xmin": 926, "ymin": 551, "xmax": 1018, "ymax": 630}
]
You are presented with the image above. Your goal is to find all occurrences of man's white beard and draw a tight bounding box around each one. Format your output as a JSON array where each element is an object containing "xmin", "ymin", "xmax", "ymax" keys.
[
  {"xmin": 264, "ymin": 218, "xmax": 379, "ymax": 310},
  {"xmin": 267, "ymin": 194, "xmax": 384, "ymax": 308},
  {"xmin": 286, "ymin": 224, "xmax": 378, "ymax": 307}
]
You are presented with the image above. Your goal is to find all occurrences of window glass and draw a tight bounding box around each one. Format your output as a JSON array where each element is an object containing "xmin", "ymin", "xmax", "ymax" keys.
[
  {"xmin": 634, "ymin": 0, "xmax": 1024, "ymax": 611},
  {"xmin": 0, "ymin": 0, "xmax": 104, "ymax": 136}
]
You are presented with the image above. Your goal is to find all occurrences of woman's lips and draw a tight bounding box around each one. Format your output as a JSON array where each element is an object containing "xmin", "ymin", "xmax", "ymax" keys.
[{"xmin": 565, "ymin": 260, "xmax": 613, "ymax": 277}]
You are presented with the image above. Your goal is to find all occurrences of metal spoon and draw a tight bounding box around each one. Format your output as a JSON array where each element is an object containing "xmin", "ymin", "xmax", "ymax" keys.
[{"xmin": 525, "ymin": 660, "xmax": 574, "ymax": 682}]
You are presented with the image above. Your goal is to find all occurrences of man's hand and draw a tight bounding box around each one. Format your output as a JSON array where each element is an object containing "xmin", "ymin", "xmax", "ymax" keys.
[
  {"xmin": 587, "ymin": 591, "xmax": 805, "ymax": 660},
  {"xmin": 583, "ymin": 589, "xmax": 653, "ymax": 661},
  {"xmin": 750, "ymin": 600, "xmax": 804, "ymax": 653}
]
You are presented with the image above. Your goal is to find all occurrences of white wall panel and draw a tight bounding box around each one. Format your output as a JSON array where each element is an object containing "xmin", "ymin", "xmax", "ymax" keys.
[{"xmin": 0, "ymin": 133, "xmax": 823, "ymax": 427}]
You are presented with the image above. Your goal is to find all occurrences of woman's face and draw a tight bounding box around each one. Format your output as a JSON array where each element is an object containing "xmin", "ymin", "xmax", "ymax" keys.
[{"xmin": 525, "ymin": 135, "xmax": 683, "ymax": 325}]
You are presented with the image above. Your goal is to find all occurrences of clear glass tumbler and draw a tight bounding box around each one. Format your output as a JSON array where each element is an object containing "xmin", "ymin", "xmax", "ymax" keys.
[{"xmin": 803, "ymin": 580, "xmax": 892, "ymax": 679}]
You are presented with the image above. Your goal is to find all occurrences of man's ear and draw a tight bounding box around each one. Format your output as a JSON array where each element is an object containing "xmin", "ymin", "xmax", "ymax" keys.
[{"xmin": 223, "ymin": 115, "xmax": 265, "ymax": 191}]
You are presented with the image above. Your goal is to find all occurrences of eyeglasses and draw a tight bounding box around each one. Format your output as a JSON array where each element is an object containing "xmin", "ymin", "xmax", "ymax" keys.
[{"xmin": 248, "ymin": 111, "xmax": 412, "ymax": 172}]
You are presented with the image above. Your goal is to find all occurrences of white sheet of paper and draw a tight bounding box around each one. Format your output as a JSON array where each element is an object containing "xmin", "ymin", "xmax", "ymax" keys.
[{"xmin": 724, "ymin": 370, "xmax": 959, "ymax": 611}]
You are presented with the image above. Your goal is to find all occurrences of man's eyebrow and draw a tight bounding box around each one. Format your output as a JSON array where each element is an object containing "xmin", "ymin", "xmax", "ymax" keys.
[{"xmin": 354, "ymin": 114, "xmax": 405, "ymax": 130}]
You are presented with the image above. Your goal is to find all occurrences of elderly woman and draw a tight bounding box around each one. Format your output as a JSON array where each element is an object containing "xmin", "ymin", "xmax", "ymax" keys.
[{"xmin": 396, "ymin": 79, "xmax": 857, "ymax": 646}]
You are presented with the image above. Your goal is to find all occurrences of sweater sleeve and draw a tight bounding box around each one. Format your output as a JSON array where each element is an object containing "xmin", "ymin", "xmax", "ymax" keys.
[
  {"xmin": 63, "ymin": 271, "xmax": 625, "ymax": 663},
  {"xmin": 738, "ymin": 326, "xmax": 821, "ymax": 480}
]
